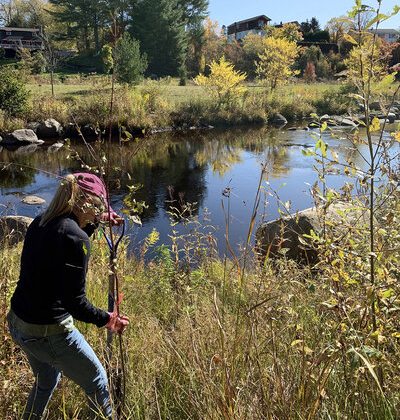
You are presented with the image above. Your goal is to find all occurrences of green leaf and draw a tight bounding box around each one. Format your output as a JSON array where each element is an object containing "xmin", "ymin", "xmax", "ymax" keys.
[
  {"xmin": 82, "ymin": 243, "xmax": 88, "ymax": 255},
  {"xmin": 301, "ymin": 149, "xmax": 315, "ymax": 156},
  {"xmin": 365, "ymin": 14, "xmax": 390, "ymax": 29},
  {"xmin": 361, "ymin": 345, "xmax": 382, "ymax": 359}
]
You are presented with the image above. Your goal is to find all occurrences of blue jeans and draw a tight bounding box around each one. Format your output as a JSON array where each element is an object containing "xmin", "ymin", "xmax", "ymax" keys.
[{"xmin": 8, "ymin": 320, "xmax": 114, "ymax": 419}]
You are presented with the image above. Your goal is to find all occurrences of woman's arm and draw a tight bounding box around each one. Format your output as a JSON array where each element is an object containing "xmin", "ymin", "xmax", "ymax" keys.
[{"xmin": 60, "ymin": 233, "xmax": 109, "ymax": 327}]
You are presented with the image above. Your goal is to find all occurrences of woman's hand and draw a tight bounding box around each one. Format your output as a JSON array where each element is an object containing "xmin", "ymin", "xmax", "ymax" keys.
[
  {"xmin": 105, "ymin": 312, "xmax": 130, "ymax": 334},
  {"xmin": 98, "ymin": 211, "xmax": 124, "ymax": 227}
]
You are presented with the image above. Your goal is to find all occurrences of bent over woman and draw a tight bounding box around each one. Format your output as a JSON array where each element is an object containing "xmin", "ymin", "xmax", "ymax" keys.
[{"xmin": 7, "ymin": 173, "xmax": 129, "ymax": 419}]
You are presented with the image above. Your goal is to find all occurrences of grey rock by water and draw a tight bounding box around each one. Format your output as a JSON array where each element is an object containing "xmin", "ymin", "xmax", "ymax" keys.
[
  {"xmin": 270, "ymin": 114, "xmax": 288, "ymax": 125},
  {"xmin": 256, "ymin": 202, "xmax": 370, "ymax": 264},
  {"xmin": 22, "ymin": 195, "xmax": 46, "ymax": 205},
  {"xmin": 369, "ymin": 101, "xmax": 381, "ymax": 111},
  {"xmin": 37, "ymin": 118, "xmax": 63, "ymax": 138},
  {"xmin": 2, "ymin": 129, "xmax": 44, "ymax": 145},
  {"xmin": 26, "ymin": 121, "xmax": 40, "ymax": 133},
  {"xmin": 334, "ymin": 116, "xmax": 358, "ymax": 128},
  {"xmin": 0, "ymin": 216, "xmax": 33, "ymax": 247},
  {"xmin": 47, "ymin": 142, "xmax": 64, "ymax": 153}
]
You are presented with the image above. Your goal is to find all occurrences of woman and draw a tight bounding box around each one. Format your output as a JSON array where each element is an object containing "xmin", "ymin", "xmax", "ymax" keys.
[{"xmin": 7, "ymin": 173, "xmax": 129, "ymax": 420}]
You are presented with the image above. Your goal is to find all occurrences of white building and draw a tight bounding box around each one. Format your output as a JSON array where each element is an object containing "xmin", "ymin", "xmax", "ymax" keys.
[{"xmin": 367, "ymin": 28, "xmax": 399, "ymax": 43}]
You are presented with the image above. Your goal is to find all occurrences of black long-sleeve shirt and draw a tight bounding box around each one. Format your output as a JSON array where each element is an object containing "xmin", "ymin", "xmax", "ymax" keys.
[{"xmin": 10, "ymin": 213, "xmax": 110, "ymax": 328}]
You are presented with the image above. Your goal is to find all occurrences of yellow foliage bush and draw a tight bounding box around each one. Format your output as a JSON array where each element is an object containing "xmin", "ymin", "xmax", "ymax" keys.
[
  {"xmin": 256, "ymin": 37, "xmax": 300, "ymax": 90},
  {"xmin": 193, "ymin": 57, "xmax": 247, "ymax": 108}
]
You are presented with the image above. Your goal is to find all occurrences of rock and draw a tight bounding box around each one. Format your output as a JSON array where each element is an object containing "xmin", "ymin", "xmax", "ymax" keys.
[
  {"xmin": 81, "ymin": 124, "xmax": 100, "ymax": 138},
  {"xmin": 376, "ymin": 113, "xmax": 396, "ymax": 123},
  {"xmin": 387, "ymin": 112, "xmax": 396, "ymax": 123},
  {"xmin": 22, "ymin": 195, "xmax": 46, "ymax": 205},
  {"xmin": 335, "ymin": 117, "xmax": 358, "ymax": 128},
  {"xmin": 391, "ymin": 107, "xmax": 400, "ymax": 118},
  {"xmin": 37, "ymin": 118, "xmax": 63, "ymax": 138},
  {"xmin": 2, "ymin": 129, "xmax": 43, "ymax": 145},
  {"xmin": 308, "ymin": 120, "xmax": 321, "ymax": 128},
  {"xmin": 287, "ymin": 127, "xmax": 297, "ymax": 131},
  {"xmin": 270, "ymin": 114, "xmax": 288, "ymax": 125},
  {"xmin": 0, "ymin": 215, "xmax": 33, "ymax": 247},
  {"xmin": 26, "ymin": 121, "xmax": 40, "ymax": 133},
  {"xmin": 47, "ymin": 142, "xmax": 64, "ymax": 153},
  {"xmin": 63, "ymin": 123, "xmax": 79, "ymax": 137},
  {"xmin": 370, "ymin": 101, "xmax": 381, "ymax": 111},
  {"xmin": 256, "ymin": 202, "xmax": 370, "ymax": 264}
]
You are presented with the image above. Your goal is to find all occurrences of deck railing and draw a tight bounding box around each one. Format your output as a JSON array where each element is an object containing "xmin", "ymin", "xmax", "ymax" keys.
[{"xmin": 0, "ymin": 40, "xmax": 44, "ymax": 50}]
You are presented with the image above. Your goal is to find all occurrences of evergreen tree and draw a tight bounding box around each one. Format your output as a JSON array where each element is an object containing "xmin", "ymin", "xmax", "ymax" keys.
[
  {"xmin": 48, "ymin": 0, "xmax": 110, "ymax": 52},
  {"xmin": 129, "ymin": 0, "xmax": 187, "ymax": 77},
  {"xmin": 115, "ymin": 33, "xmax": 147, "ymax": 84}
]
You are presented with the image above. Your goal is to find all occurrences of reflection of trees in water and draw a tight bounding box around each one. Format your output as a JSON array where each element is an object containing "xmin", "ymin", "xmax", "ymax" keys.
[
  {"xmin": 0, "ymin": 146, "xmax": 83, "ymax": 191},
  {"xmin": 0, "ymin": 126, "xmax": 294, "ymax": 222},
  {"xmin": 0, "ymin": 151, "xmax": 38, "ymax": 190}
]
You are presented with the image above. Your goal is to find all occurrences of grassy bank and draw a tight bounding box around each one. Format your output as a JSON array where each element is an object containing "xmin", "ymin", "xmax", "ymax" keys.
[
  {"xmin": 1, "ymin": 77, "xmax": 356, "ymax": 134},
  {"xmin": 1, "ymin": 212, "xmax": 400, "ymax": 419}
]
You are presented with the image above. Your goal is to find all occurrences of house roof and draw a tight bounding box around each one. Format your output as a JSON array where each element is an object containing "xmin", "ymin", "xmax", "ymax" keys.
[
  {"xmin": 0, "ymin": 27, "xmax": 40, "ymax": 32},
  {"xmin": 228, "ymin": 15, "xmax": 271, "ymax": 28},
  {"xmin": 367, "ymin": 28, "xmax": 398, "ymax": 34}
]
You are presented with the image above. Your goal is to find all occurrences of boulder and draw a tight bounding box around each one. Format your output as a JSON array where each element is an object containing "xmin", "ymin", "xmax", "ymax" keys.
[
  {"xmin": 47, "ymin": 142, "xmax": 64, "ymax": 153},
  {"xmin": 2, "ymin": 129, "xmax": 44, "ymax": 145},
  {"xmin": 37, "ymin": 118, "xmax": 63, "ymax": 138},
  {"xmin": 0, "ymin": 215, "xmax": 33, "ymax": 247},
  {"xmin": 337, "ymin": 117, "xmax": 358, "ymax": 127},
  {"xmin": 22, "ymin": 195, "xmax": 46, "ymax": 205},
  {"xmin": 369, "ymin": 101, "xmax": 381, "ymax": 111},
  {"xmin": 26, "ymin": 121, "xmax": 40, "ymax": 133},
  {"xmin": 256, "ymin": 202, "xmax": 370, "ymax": 264},
  {"xmin": 81, "ymin": 124, "xmax": 100, "ymax": 138},
  {"xmin": 270, "ymin": 114, "xmax": 288, "ymax": 126}
]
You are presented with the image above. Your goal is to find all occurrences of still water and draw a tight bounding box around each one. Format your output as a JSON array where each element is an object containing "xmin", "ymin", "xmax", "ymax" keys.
[{"xmin": 0, "ymin": 125, "xmax": 395, "ymax": 254}]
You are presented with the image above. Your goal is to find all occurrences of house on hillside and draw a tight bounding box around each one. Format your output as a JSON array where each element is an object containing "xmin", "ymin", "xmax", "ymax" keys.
[
  {"xmin": 366, "ymin": 28, "xmax": 399, "ymax": 43},
  {"xmin": 0, "ymin": 27, "xmax": 44, "ymax": 53},
  {"xmin": 227, "ymin": 15, "xmax": 271, "ymax": 41}
]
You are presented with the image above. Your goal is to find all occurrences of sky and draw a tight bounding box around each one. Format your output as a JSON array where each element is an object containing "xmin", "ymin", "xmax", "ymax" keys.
[{"xmin": 208, "ymin": 0, "xmax": 400, "ymax": 30}]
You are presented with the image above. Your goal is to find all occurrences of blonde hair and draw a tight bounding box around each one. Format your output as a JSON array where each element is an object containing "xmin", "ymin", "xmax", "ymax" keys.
[{"xmin": 39, "ymin": 175, "xmax": 104, "ymax": 227}]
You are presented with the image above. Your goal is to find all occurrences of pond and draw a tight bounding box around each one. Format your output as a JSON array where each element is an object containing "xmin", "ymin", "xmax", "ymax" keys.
[{"xmin": 0, "ymin": 124, "xmax": 396, "ymax": 255}]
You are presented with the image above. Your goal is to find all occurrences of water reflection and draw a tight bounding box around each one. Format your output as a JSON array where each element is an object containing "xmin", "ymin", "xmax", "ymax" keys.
[{"xmin": 0, "ymin": 125, "xmax": 394, "ymax": 252}]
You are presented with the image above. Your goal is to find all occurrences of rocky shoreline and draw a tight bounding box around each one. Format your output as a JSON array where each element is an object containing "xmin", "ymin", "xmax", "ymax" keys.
[{"xmin": 1, "ymin": 100, "xmax": 399, "ymax": 149}]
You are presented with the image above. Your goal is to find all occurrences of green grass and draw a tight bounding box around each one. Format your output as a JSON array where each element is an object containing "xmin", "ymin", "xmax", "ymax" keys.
[{"xmin": 1, "ymin": 220, "xmax": 400, "ymax": 419}]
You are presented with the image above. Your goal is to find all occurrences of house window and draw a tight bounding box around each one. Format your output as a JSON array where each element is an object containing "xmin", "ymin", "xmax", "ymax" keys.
[
  {"xmin": 258, "ymin": 20, "xmax": 264, "ymax": 28},
  {"xmin": 6, "ymin": 31, "xmax": 11, "ymax": 35}
]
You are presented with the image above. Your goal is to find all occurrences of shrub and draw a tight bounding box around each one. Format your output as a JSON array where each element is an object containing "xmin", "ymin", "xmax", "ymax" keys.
[
  {"xmin": 32, "ymin": 51, "xmax": 47, "ymax": 74},
  {"xmin": 194, "ymin": 56, "xmax": 247, "ymax": 108},
  {"xmin": 0, "ymin": 67, "xmax": 29, "ymax": 116},
  {"xmin": 116, "ymin": 34, "xmax": 148, "ymax": 85}
]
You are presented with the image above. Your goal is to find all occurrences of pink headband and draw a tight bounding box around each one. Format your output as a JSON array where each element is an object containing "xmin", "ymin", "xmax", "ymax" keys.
[{"xmin": 72, "ymin": 172, "xmax": 113, "ymax": 212}]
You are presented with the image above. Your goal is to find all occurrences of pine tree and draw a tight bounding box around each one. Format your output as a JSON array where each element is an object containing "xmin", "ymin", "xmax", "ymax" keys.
[
  {"xmin": 129, "ymin": 0, "xmax": 187, "ymax": 77},
  {"xmin": 48, "ymin": 0, "xmax": 110, "ymax": 52}
]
